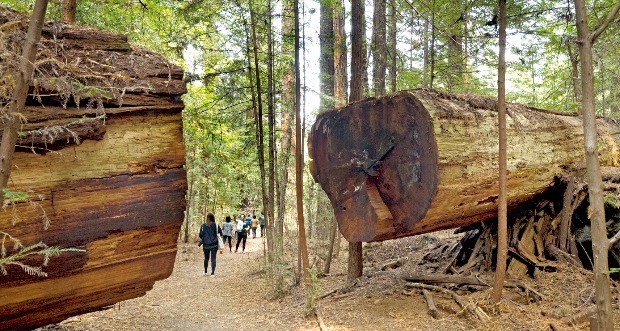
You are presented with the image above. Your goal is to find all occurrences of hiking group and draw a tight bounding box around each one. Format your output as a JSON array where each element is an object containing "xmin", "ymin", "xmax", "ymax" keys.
[{"xmin": 198, "ymin": 212, "xmax": 265, "ymax": 277}]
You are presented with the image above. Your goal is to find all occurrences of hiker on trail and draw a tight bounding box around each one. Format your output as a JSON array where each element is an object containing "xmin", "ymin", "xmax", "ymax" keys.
[
  {"xmin": 235, "ymin": 215, "xmax": 248, "ymax": 253},
  {"xmin": 244, "ymin": 214, "xmax": 252, "ymax": 231},
  {"xmin": 199, "ymin": 212, "xmax": 219, "ymax": 277},
  {"xmin": 221, "ymin": 215, "xmax": 234, "ymax": 252},
  {"xmin": 259, "ymin": 212, "xmax": 265, "ymax": 237},
  {"xmin": 251, "ymin": 215, "xmax": 259, "ymax": 238}
]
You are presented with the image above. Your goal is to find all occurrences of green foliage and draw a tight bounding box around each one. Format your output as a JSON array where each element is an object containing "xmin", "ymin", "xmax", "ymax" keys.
[
  {"xmin": 2, "ymin": 188, "xmax": 28, "ymax": 203},
  {"xmin": 0, "ymin": 232, "xmax": 85, "ymax": 277}
]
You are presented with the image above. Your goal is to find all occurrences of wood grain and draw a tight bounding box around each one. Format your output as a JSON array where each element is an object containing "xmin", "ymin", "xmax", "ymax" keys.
[
  {"xmin": 0, "ymin": 7, "xmax": 187, "ymax": 329},
  {"xmin": 309, "ymin": 89, "xmax": 620, "ymax": 242}
]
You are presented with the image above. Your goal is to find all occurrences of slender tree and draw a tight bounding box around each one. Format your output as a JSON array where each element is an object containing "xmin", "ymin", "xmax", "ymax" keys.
[
  {"xmin": 388, "ymin": 0, "xmax": 397, "ymax": 93},
  {"xmin": 294, "ymin": 0, "xmax": 310, "ymax": 285},
  {"xmin": 372, "ymin": 0, "xmax": 387, "ymax": 96},
  {"xmin": 61, "ymin": 0, "xmax": 77, "ymax": 24},
  {"xmin": 347, "ymin": 0, "xmax": 365, "ymax": 282},
  {"xmin": 319, "ymin": 0, "xmax": 335, "ymax": 111},
  {"xmin": 265, "ymin": 0, "xmax": 279, "ymax": 285},
  {"xmin": 350, "ymin": 0, "xmax": 364, "ymax": 103},
  {"xmin": 276, "ymin": 0, "xmax": 294, "ymax": 270},
  {"xmin": 0, "ymin": 0, "xmax": 49, "ymax": 201},
  {"xmin": 490, "ymin": 0, "xmax": 507, "ymax": 304},
  {"xmin": 333, "ymin": 0, "xmax": 348, "ymax": 107},
  {"xmin": 573, "ymin": 0, "xmax": 620, "ymax": 328}
]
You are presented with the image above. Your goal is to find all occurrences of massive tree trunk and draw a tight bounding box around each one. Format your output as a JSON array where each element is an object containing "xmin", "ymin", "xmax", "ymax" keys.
[
  {"xmin": 308, "ymin": 89, "xmax": 620, "ymax": 243},
  {"xmin": 0, "ymin": 8, "xmax": 186, "ymax": 330}
]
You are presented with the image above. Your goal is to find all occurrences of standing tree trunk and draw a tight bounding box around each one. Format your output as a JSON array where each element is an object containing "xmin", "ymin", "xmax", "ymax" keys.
[
  {"xmin": 319, "ymin": 0, "xmax": 335, "ymax": 111},
  {"xmin": 347, "ymin": 0, "xmax": 365, "ymax": 281},
  {"xmin": 294, "ymin": 0, "xmax": 310, "ymax": 285},
  {"xmin": 333, "ymin": 0, "xmax": 348, "ymax": 107},
  {"xmin": 422, "ymin": 13, "xmax": 429, "ymax": 88},
  {"xmin": 429, "ymin": 4, "xmax": 436, "ymax": 89},
  {"xmin": 247, "ymin": 0, "xmax": 272, "ymax": 267},
  {"xmin": 276, "ymin": 0, "xmax": 294, "ymax": 272},
  {"xmin": 350, "ymin": 0, "xmax": 364, "ymax": 103},
  {"xmin": 183, "ymin": 149, "xmax": 197, "ymax": 243},
  {"xmin": 573, "ymin": 0, "xmax": 620, "ymax": 328},
  {"xmin": 388, "ymin": 0, "xmax": 397, "ymax": 93},
  {"xmin": 61, "ymin": 0, "xmax": 77, "ymax": 24},
  {"xmin": 491, "ymin": 0, "xmax": 507, "ymax": 303},
  {"xmin": 266, "ymin": 0, "xmax": 280, "ymax": 291},
  {"xmin": 372, "ymin": 0, "xmax": 387, "ymax": 96},
  {"xmin": 0, "ymin": 0, "xmax": 49, "ymax": 201}
]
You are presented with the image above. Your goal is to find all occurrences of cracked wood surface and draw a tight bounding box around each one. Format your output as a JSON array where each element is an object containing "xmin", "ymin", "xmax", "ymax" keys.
[
  {"xmin": 309, "ymin": 89, "xmax": 620, "ymax": 242},
  {"xmin": 0, "ymin": 7, "xmax": 186, "ymax": 330}
]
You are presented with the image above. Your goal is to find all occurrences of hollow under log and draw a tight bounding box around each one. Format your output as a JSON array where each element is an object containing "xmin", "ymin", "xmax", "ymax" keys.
[{"xmin": 309, "ymin": 89, "xmax": 620, "ymax": 242}]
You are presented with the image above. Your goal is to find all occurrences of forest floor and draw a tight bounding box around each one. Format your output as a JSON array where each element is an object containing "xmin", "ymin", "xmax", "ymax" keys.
[{"xmin": 41, "ymin": 230, "xmax": 620, "ymax": 331}]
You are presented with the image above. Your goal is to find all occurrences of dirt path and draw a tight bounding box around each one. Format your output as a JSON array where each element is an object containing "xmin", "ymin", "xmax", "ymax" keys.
[
  {"xmin": 54, "ymin": 236, "xmax": 317, "ymax": 331},
  {"xmin": 45, "ymin": 232, "xmax": 617, "ymax": 331}
]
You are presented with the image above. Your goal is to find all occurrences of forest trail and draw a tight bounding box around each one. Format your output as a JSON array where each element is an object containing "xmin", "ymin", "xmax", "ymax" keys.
[
  {"xmin": 42, "ymin": 232, "xmax": 616, "ymax": 331},
  {"xmin": 50, "ymin": 236, "xmax": 318, "ymax": 330}
]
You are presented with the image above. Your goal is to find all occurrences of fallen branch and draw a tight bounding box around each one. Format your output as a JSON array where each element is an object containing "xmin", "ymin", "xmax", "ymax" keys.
[
  {"xmin": 422, "ymin": 289, "xmax": 438, "ymax": 319},
  {"xmin": 562, "ymin": 306, "xmax": 596, "ymax": 326},
  {"xmin": 405, "ymin": 282, "xmax": 490, "ymax": 321},
  {"xmin": 315, "ymin": 302, "xmax": 328, "ymax": 331},
  {"xmin": 403, "ymin": 274, "xmax": 544, "ymax": 302},
  {"xmin": 317, "ymin": 288, "xmax": 338, "ymax": 300},
  {"xmin": 609, "ymin": 230, "xmax": 620, "ymax": 248}
]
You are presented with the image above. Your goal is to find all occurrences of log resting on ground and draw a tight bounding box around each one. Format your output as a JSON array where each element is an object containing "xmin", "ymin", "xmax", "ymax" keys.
[
  {"xmin": 308, "ymin": 89, "xmax": 620, "ymax": 242},
  {"xmin": 0, "ymin": 8, "xmax": 186, "ymax": 330}
]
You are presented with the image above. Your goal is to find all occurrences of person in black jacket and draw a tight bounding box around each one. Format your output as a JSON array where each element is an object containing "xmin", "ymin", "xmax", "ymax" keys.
[{"xmin": 199, "ymin": 212, "xmax": 219, "ymax": 277}]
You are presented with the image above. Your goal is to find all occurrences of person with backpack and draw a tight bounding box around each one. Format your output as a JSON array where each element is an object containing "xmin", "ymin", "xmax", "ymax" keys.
[
  {"xmin": 199, "ymin": 213, "xmax": 219, "ymax": 277},
  {"xmin": 221, "ymin": 215, "xmax": 234, "ymax": 252},
  {"xmin": 235, "ymin": 215, "xmax": 248, "ymax": 253}
]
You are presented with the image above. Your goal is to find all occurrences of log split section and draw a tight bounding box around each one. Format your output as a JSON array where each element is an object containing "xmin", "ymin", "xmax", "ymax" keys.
[
  {"xmin": 309, "ymin": 89, "xmax": 620, "ymax": 242},
  {"xmin": 0, "ymin": 8, "xmax": 187, "ymax": 329}
]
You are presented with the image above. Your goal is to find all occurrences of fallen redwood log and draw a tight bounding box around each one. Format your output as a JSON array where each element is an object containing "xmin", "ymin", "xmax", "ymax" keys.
[
  {"xmin": 0, "ymin": 8, "xmax": 186, "ymax": 329},
  {"xmin": 309, "ymin": 89, "xmax": 620, "ymax": 242}
]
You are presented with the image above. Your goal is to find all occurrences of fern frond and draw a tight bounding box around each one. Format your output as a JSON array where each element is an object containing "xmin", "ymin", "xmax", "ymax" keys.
[{"xmin": 9, "ymin": 262, "xmax": 47, "ymax": 277}]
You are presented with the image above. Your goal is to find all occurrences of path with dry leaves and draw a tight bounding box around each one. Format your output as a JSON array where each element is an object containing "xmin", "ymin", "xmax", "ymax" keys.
[{"xmin": 52, "ymin": 236, "xmax": 317, "ymax": 331}]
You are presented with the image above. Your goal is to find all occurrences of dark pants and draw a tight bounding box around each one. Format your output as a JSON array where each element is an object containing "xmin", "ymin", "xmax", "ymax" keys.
[
  {"xmin": 235, "ymin": 232, "xmax": 247, "ymax": 252},
  {"xmin": 251, "ymin": 227, "xmax": 257, "ymax": 238},
  {"xmin": 260, "ymin": 225, "xmax": 265, "ymax": 237},
  {"xmin": 203, "ymin": 248, "xmax": 217, "ymax": 274},
  {"xmin": 223, "ymin": 235, "xmax": 232, "ymax": 251}
]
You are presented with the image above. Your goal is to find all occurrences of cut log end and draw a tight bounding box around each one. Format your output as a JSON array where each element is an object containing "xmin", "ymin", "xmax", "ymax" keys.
[{"xmin": 309, "ymin": 93, "xmax": 438, "ymax": 242}]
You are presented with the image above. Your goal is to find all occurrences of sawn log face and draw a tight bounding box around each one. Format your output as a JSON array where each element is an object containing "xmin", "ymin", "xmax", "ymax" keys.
[
  {"xmin": 0, "ymin": 7, "xmax": 187, "ymax": 330},
  {"xmin": 310, "ymin": 93, "xmax": 439, "ymax": 242},
  {"xmin": 309, "ymin": 89, "xmax": 620, "ymax": 242}
]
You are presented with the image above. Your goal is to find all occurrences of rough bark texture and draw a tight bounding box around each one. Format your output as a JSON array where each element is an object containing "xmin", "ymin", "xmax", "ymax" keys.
[
  {"xmin": 0, "ymin": 8, "xmax": 186, "ymax": 329},
  {"xmin": 61, "ymin": 0, "xmax": 76, "ymax": 24},
  {"xmin": 349, "ymin": 0, "xmax": 364, "ymax": 103},
  {"xmin": 333, "ymin": 0, "xmax": 347, "ymax": 107},
  {"xmin": 372, "ymin": 0, "xmax": 386, "ymax": 96},
  {"xmin": 491, "ymin": 0, "xmax": 508, "ymax": 303},
  {"xmin": 308, "ymin": 89, "xmax": 620, "ymax": 243}
]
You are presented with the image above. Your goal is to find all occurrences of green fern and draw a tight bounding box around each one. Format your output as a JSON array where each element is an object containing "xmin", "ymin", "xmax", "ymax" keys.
[{"xmin": 0, "ymin": 232, "xmax": 85, "ymax": 277}]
